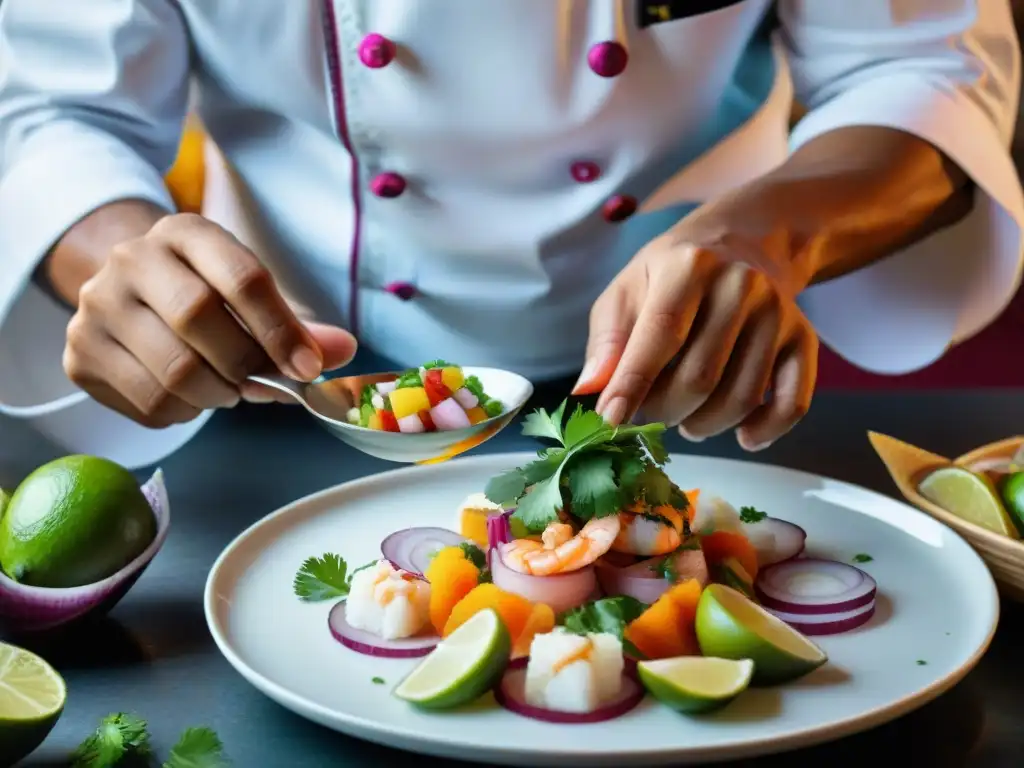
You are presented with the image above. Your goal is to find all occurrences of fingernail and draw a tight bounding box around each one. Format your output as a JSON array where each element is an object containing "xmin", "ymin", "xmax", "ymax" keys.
[
  {"xmin": 738, "ymin": 433, "xmax": 771, "ymax": 452},
  {"xmin": 290, "ymin": 346, "xmax": 322, "ymax": 381},
  {"xmin": 240, "ymin": 383, "xmax": 275, "ymax": 404},
  {"xmin": 678, "ymin": 426, "xmax": 705, "ymax": 443},
  {"xmin": 600, "ymin": 397, "xmax": 627, "ymax": 425},
  {"xmin": 324, "ymin": 350, "xmax": 356, "ymax": 372},
  {"xmin": 572, "ymin": 358, "xmax": 600, "ymax": 394}
]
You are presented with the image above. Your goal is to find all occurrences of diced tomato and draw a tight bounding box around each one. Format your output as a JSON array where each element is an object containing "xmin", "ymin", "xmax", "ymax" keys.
[
  {"xmin": 418, "ymin": 409, "xmax": 436, "ymax": 432},
  {"xmin": 378, "ymin": 409, "xmax": 400, "ymax": 432},
  {"xmin": 423, "ymin": 369, "xmax": 453, "ymax": 406}
]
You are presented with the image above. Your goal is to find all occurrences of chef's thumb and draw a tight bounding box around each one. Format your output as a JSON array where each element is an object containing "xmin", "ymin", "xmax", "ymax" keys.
[
  {"xmin": 304, "ymin": 322, "xmax": 358, "ymax": 371},
  {"xmin": 572, "ymin": 302, "xmax": 631, "ymax": 397}
]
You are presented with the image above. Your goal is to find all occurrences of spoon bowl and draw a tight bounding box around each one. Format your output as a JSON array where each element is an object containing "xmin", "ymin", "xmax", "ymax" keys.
[{"xmin": 247, "ymin": 367, "xmax": 533, "ymax": 463}]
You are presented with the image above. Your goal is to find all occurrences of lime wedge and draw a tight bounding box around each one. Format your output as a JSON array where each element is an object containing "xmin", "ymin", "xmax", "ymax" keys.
[
  {"xmin": 0, "ymin": 642, "xmax": 66, "ymax": 765},
  {"xmin": 0, "ymin": 488, "xmax": 8, "ymax": 522},
  {"xmin": 1000, "ymin": 472, "xmax": 1024, "ymax": 535},
  {"xmin": 394, "ymin": 608, "xmax": 510, "ymax": 709},
  {"xmin": 918, "ymin": 466, "xmax": 1019, "ymax": 538},
  {"xmin": 638, "ymin": 656, "xmax": 753, "ymax": 714},
  {"xmin": 695, "ymin": 584, "xmax": 827, "ymax": 686}
]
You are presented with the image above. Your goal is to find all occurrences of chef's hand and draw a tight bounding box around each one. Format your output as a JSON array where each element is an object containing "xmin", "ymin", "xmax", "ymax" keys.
[
  {"xmin": 63, "ymin": 213, "xmax": 357, "ymax": 427},
  {"xmin": 574, "ymin": 232, "xmax": 818, "ymax": 451}
]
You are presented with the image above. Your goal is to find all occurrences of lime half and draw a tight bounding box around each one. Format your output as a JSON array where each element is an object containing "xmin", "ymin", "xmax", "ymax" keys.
[
  {"xmin": 0, "ymin": 642, "xmax": 66, "ymax": 765},
  {"xmin": 1000, "ymin": 472, "xmax": 1024, "ymax": 535},
  {"xmin": 919, "ymin": 466, "xmax": 1019, "ymax": 538},
  {"xmin": 695, "ymin": 584, "xmax": 827, "ymax": 686},
  {"xmin": 638, "ymin": 656, "xmax": 753, "ymax": 714},
  {"xmin": 394, "ymin": 608, "xmax": 510, "ymax": 709}
]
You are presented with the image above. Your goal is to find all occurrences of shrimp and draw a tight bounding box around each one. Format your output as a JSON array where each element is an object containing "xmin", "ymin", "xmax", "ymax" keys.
[
  {"xmin": 502, "ymin": 516, "xmax": 621, "ymax": 576},
  {"xmin": 611, "ymin": 503, "xmax": 686, "ymax": 556}
]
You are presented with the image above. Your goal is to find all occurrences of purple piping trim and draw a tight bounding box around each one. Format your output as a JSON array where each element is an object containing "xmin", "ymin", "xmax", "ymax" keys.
[{"xmin": 320, "ymin": 0, "xmax": 362, "ymax": 337}]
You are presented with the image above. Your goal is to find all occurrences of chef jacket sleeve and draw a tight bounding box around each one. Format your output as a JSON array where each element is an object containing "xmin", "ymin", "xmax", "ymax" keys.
[
  {"xmin": 0, "ymin": 0, "xmax": 214, "ymax": 468},
  {"xmin": 779, "ymin": 0, "xmax": 1024, "ymax": 374}
]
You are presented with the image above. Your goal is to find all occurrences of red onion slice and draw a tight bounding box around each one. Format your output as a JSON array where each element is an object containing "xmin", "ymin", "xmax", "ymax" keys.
[
  {"xmin": 755, "ymin": 558, "xmax": 877, "ymax": 615},
  {"xmin": 494, "ymin": 658, "xmax": 644, "ymax": 724},
  {"xmin": 381, "ymin": 527, "xmax": 467, "ymax": 579},
  {"xmin": 490, "ymin": 545, "xmax": 596, "ymax": 615},
  {"xmin": 746, "ymin": 518, "xmax": 807, "ymax": 566},
  {"xmin": 765, "ymin": 599, "xmax": 876, "ymax": 636},
  {"xmin": 487, "ymin": 512, "xmax": 513, "ymax": 553},
  {"xmin": 328, "ymin": 601, "xmax": 438, "ymax": 657},
  {"xmin": 594, "ymin": 561, "xmax": 669, "ymax": 604},
  {"xmin": 0, "ymin": 469, "xmax": 171, "ymax": 634}
]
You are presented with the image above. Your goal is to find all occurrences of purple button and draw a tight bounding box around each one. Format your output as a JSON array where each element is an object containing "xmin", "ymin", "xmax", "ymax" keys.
[
  {"xmin": 370, "ymin": 172, "xmax": 407, "ymax": 198},
  {"xmin": 570, "ymin": 160, "xmax": 601, "ymax": 183},
  {"xmin": 602, "ymin": 194, "xmax": 638, "ymax": 223},
  {"xmin": 385, "ymin": 281, "xmax": 417, "ymax": 301},
  {"xmin": 359, "ymin": 33, "xmax": 396, "ymax": 69},
  {"xmin": 587, "ymin": 41, "xmax": 628, "ymax": 78}
]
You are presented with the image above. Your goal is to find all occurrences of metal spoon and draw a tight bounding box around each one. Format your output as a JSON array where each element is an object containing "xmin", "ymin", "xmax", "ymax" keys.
[{"xmin": 246, "ymin": 366, "xmax": 533, "ymax": 464}]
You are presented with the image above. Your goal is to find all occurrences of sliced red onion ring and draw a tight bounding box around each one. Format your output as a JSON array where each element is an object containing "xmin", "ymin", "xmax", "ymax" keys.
[
  {"xmin": 594, "ymin": 561, "xmax": 668, "ymax": 604},
  {"xmin": 745, "ymin": 518, "xmax": 807, "ymax": 567},
  {"xmin": 381, "ymin": 527, "xmax": 467, "ymax": 578},
  {"xmin": 494, "ymin": 658, "xmax": 644, "ymax": 723},
  {"xmin": 765, "ymin": 599, "xmax": 876, "ymax": 636},
  {"xmin": 755, "ymin": 558, "xmax": 877, "ymax": 615},
  {"xmin": 487, "ymin": 512, "xmax": 514, "ymax": 553},
  {"xmin": 490, "ymin": 545, "xmax": 596, "ymax": 615},
  {"xmin": 328, "ymin": 601, "xmax": 438, "ymax": 657},
  {"xmin": 0, "ymin": 469, "xmax": 171, "ymax": 634}
]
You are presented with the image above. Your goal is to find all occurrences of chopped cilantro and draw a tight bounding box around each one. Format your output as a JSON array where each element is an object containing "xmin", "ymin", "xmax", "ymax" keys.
[
  {"xmin": 372, "ymin": 676, "xmax": 386, "ymax": 685},
  {"xmin": 852, "ymin": 553, "xmax": 873, "ymax": 564},
  {"xmin": 916, "ymin": 659, "xmax": 927, "ymax": 666},
  {"xmin": 163, "ymin": 726, "xmax": 230, "ymax": 768},
  {"xmin": 738, "ymin": 506, "xmax": 768, "ymax": 524},
  {"xmin": 458, "ymin": 541, "xmax": 487, "ymax": 570},
  {"xmin": 395, "ymin": 370, "xmax": 423, "ymax": 388},
  {"xmin": 422, "ymin": 359, "xmax": 453, "ymax": 369},
  {"xmin": 293, "ymin": 553, "xmax": 370, "ymax": 602},
  {"xmin": 72, "ymin": 713, "xmax": 151, "ymax": 768},
  {"xmin": 560, "ymin": 596, "xmax": 648, "ymax": 659}
]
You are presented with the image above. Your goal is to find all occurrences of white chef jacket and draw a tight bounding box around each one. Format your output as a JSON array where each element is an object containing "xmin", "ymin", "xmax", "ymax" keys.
[{"xmin": 0, "ymin": 0, "xmax": 1021, "ymax": 469}]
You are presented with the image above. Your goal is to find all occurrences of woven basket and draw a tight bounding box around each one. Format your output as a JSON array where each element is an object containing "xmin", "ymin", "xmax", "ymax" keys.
[{"xmin": 869, "ymin": 432, "xmax": 1024, "ymax": 602}]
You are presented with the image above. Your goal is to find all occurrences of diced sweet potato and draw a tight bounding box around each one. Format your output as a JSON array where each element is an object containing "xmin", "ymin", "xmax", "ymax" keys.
[
  {"xmin": 512, "ymin": 603, "xmax": 557, "ymax": 659},
  {"xmin": 443, "ymin": 583, "xmax": 534, "ymax": 640},
  {"xmin": 700, "ymin": 530, "xmax": 759, "ymax": 580},
  {"xmin": 625, "ymin": 578, "xmax": 703, "ymax": 660},
  {"xmin": 425, "ymin": 546, "xmax": 480, "ymax": 633}
]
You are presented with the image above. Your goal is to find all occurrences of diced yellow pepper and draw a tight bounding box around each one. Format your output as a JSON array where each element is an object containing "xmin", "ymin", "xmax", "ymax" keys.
[
  {"xmin": 389, "ymin": 386, "xmax": 431, "ymax": 419},
  {"xmin": 465, "ymin": 406, "xmax": 488, "ymax": 425},
  {"xmin": 367, "ymin": 412, "xmax": 384, "ymax": 430},
  {"xmin": 458, "ymin": 507, "xmax": 491, "ymax": 548},
  {"xmin": 441, "ymin": 367, "xmax": 465, "ymax": 392}
]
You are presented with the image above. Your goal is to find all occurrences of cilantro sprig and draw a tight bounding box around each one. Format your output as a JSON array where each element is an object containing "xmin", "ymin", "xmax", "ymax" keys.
[
  {"xmin": 293, "ymin": 553, "xmax": 372, "ymax": 602},
  {"xmin": 72, "ymin": 714, "xmax": 229, "ymax": 768},
  {"xmin": 484, "ymin": 401, "xmax": 685, "ymax": 532},
  {"xmin": 164, "ymin": 727, "xmax": 230, "ymax": 768},
  {"xmin": 560, "ymin": 596, "xmax": 648, "ymax": 659},
  {"xmin": 738, "ymin": 506, "xmax": 767, "ymax": 524}
]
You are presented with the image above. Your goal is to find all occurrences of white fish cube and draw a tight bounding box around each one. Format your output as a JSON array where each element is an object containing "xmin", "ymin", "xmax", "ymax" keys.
[
  {"xmin": 524, "ymin": 628, "xmax": 624, "ymax": 713},
  {"xmin": 692, "ymin": 496, "xmax": 743, "ymax": 535},
  {"xmin": 345, "ymin": 560, "xmax": 430, "ymax": 640}
]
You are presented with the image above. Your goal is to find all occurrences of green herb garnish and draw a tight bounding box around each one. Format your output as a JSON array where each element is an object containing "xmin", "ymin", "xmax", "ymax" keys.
[
  {"xmin": 163, "ymin": 727, "xmax": 230, "ymax": 768},
  {"xmin": 395, "ymin": 370, "xmax": 423, "ymax": 388},
  {"xmin": 72, "ymin": 713, "xmax": 151, "ymax": 768},
  {"xmin": 738, "ymin": 506, "xmax": 767, "ymax": 524},
  {"xmin": 293, "ymin": 553, "xmax": 369, "ymax": 602},
  {"xmin": 852, "ymin": 553, "xmax": 873, "ymax": 564},
  {"xmin": 459, "ymin": 541, "xmax": 487, "ymax": 570},
  {"xmin": 560, "ymin": 596, "xmax": 648, "ymax": 659},
  {"xmin": 423, "ymin": 359, "xmax": 454, "ymax": 369},
  {"xmin": 463, "ymin": 375, "xmax": 505, "ymax": 417},
  {"xmin": 484, "ymin": 401, "xmax": 681, "ymax": 533},
  {"xmin": 916, "ymin": 659, "xmax": 927, "ymax": 666},
  {"xmin": 372, "ymin": 676, "xmax": 386, "ymax": 685}
]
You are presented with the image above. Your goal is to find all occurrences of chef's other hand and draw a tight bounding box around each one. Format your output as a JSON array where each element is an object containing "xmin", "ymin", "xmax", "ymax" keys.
[
  {"xmin": 62, "ymin": 213, "xmax": 358, "ymax": 427},
  {"xmin": 575, "ymin": 234, "xmax": 818, "ymax": 451}
]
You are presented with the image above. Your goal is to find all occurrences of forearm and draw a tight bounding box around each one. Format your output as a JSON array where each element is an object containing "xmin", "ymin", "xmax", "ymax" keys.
[
  {"xmin": 678, "ymin": 126, "xmax": 975, "ymax": 287},
  {"xmin": 39, "ymin": 199, "xmax": 169, "ymax": 307}
]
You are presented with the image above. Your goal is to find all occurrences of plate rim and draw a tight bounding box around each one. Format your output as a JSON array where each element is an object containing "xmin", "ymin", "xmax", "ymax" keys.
[{"xmin": 203, "ymin": 452, "xmax": 1001, "ymax": 766}]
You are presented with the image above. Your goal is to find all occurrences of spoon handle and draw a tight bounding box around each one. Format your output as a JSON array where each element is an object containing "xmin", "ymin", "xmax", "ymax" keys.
[{"xmin": 246, "ymin": 372, "xmax": 306, "ymax": 404}]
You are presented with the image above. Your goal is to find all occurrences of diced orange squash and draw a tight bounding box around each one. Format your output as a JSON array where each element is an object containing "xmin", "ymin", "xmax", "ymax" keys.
[
  {"xmin": 367, "ymin": 412, "xmax": 384, "ymax": 431},
  {"xmin": 684, "ymin": 489, "xmax": 700, "ymax": 523},
  {"xmin": 389, "ymin": 386, "xmax": 431, "ymax": 419},
  {"xmin": 440, "ymin": 366, "xmax": 465, "ymax": 392},
  {"xmin": 425, "ymin": 546, "xmax": 480, "ymax": 634},
  {"xmin": 457, "ymin": 507, "xmax": 492, "ymax": 548},
  {"xmin": 443, "ymin": 583, "xmax": 534, "ymax": 640},
  {"xmin": 512, "ymin": 603, "xmax": 557, "ymax": 659},
  {"xmin": 625, "ymin": 578, "xmax": 703, "ymax": 660},
  {"xmin": 700, "ymin": 530, "xmax": 759, "ymax": 580},
  {"xmin": 465, "ymin": 406, "xmax": 488, "ymax": 425}
]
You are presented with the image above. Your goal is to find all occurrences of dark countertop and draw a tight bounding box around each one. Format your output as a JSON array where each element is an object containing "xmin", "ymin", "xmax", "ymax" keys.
[{"xmin": 3, "ymin": 388, "xmax": 1024, "ymax": 767}]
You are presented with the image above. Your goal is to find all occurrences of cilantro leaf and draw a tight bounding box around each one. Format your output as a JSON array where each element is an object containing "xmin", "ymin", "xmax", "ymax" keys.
[
  {"xmin": 567, "ymin": 453, "xmax": 621, "ymax": 520},
  {"xmin": 395, "ymin": 370, "xmax": 423, "ymax": 388},
  {"xmin": 738, "ymin": 506, "xmax": 767, "ymax": 524},
  {"xmin": 72, "ymin": 712, "xmax": 151, "ymax": 768},
  {"xmin": 293, "ymin": 553, "xmax": 352, "ymax": 602},
  {"xmin": 484, "ymin": 469, "xmax": 529, "ymax": 506},
  {"xmin": 459, "ymin": 541, "xmax": 487, "ymax": 570},
  {"xmin": 422, "ymin": 359, "xmax": 453, "ymax": 369},
  {"xmin": 512, "ymin": 477, "xmax": 567, "ymax": 532},
  {"xmin": 521, "ymin": 403, "xmax": 567, "ymax": 443},
  {"xmin": 560, "ymin": 596, "xmax": 649, "ymax": 658},
  {"xmin": 163, "ymin": 727, "xmax": 230, "ymax": 768},
  {"xmin": 562, "ymin": 405, "xmax": 609, "ymax": 448}
]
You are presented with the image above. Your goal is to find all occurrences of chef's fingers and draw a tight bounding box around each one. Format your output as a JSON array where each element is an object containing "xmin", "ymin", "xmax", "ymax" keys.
[
  {"xmin": 306, "ymin": 321, "xmax": 359, "ymax": 371},
  {"xmin": 574, "ymin": 285, "xmax": 636, "ymax": 397},
  {"xmin": 677, "ymin": 295, "xmax": 784, "ymax": 439},
  {"xmin": 642, "ymin": 265, "xmax": 766, "ymax": 428},
  {"xmin": 148, "ymin": 213, "xmax": 325, "ymax": 382},
  {"xmin": 596, "ymin": 249, "xmax": 714, "ymax": 424},
  {"xmin": 735, "ymin": 325, "xmax": 818, "ymax": 450}
]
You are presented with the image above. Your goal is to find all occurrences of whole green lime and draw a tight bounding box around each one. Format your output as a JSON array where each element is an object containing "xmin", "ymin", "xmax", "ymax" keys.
[
  {"xmin": 1001, "ymin": 472, "xmax": 1024, "ymax": 535},
  {"xmin": 0, "ymin": 456, "xmax": 156, "ymax": 588}
]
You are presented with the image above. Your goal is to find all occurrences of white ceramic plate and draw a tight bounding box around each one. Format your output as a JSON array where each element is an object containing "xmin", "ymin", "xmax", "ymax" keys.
[{"xmin": 205, "ymin": 453, "xmax": 999, "ymax": 766}]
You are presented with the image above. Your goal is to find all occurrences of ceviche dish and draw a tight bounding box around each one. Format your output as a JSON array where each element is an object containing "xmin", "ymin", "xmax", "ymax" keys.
[{"xmin": 293, "ymin": 402, "xmax": 882, "ymax": 721}]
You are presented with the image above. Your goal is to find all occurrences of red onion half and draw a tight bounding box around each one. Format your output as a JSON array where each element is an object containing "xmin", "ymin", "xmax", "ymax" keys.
[
  {"xmin": 328, "ymin": 601, "xmax": 439, "ymax": 657},
  {"xmin": 381, "ymin": 527, "xmax": 467, "ymax": 578},
  {"xmin": 494, "ymin": 657, "xmax": 645, "ymax": 724},
  {"xmin": 0, "ymin": 469, "xmax": 171, "ymax": 635},
  {"xmin": 754, "ymin": 558, "xmax": 877, "ymax": 615},
  {"xmin": 595, "ymin": 549, "xmax": 709, "ymax": 604},
  {"xmin": 744, "ymin": 518, "xmax": 807, "ymax": 567},
  {"xmin": 490, "ymin": 545, "xmax": 596, "ymax": 615}
]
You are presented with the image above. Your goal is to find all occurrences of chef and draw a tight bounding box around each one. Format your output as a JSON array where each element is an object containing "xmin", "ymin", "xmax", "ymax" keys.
[{"xmin": 0, "ymin": 1, "xmax": 1021, "ymax": 470}]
